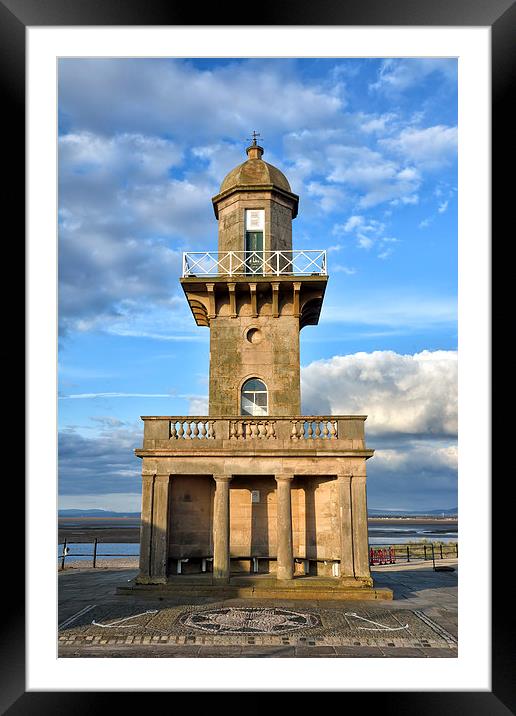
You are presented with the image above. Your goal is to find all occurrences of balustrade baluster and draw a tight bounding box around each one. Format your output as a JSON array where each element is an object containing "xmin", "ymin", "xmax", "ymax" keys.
[
  {"xmin": 207, "ymin": 420, "xmax": 215, "ymax": 439},
  {"xmin": 177, "ymin": 422, "xmax": 185, "ymax": 439},
  {"xmin": 229, "ymin": 421, "xmax": 236, "ymax": 439},
  {"xmin": 307, "ymin": 421, "xmax": 313, "ymax": 439},
  {"xmin": 170, "ymin": 422, "xmax": 177, "ymax": 439},
  {"xmin": 315, "ymin": 422, "xmax": 322, "ymax": 438},
  {"xmin": 193, "ymin": 422, "xmax": 200, "ymax": 438},
  {"xmin": 329, "ymin": 421, "xmax": 337, "ymax": 439},
  {"xmin": 257, "ymin": 422, "xmax": 266, "ymax": 439},
  {"xmin": 199, "ymin": 421, "xmax": 206, "ymax": 439},
  {"xmin": 236, "ymin": 421, "xmax": 244, "ymax": 440},
  {"xmin": 291, "ymin": 420, "xmax": 299, "ymax": 440},
  {"xmin": 185, "ymin": 422, "xmax": 192, "ymax": 439},
  {"xmin": 322, "ymin": 421, "xmax": 329, "ymax": 438}
]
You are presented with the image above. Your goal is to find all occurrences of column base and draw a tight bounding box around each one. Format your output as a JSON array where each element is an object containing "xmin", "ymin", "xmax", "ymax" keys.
[
  {"xmin": 339, "ymin": 575, "xmax": 373, "ymax": 588},
  {"xmin": 213, "ymin": 576, "xmax": 230, "ymax": 585}
]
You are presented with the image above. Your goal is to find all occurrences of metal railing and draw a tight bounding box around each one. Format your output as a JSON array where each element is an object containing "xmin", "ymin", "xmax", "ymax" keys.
[
  {"xmin": 182, "ymin": 250, "xmax": 327, "ymax": 277},
  {"xmin": 58, "ymin": 539, "xmax": 139, "ymax": 569},
  {"xmin": 370, "ymin": 542, "xmax": 458, "ymax": 567},
  {"xmin": 58, "ymin": 539, "xmax": 458, "ymax": 570}
]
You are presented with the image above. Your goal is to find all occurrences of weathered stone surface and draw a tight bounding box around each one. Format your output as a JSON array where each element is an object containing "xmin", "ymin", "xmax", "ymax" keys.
[{"xmin": 131, "ymin": 145, "xmax": 376, "ymax": 596}]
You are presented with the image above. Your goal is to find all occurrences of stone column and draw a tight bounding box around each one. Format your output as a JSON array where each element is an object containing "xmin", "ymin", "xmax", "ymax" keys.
[
  {"xmin": 150, "ymin": 473, "xmax": 171, "ymax": 582},
  {"xmin": 213, "ymin": 475, "xmax": 232, "ymax": 583},
  {"xmin": 275, "ymin": 474, "xmax": 294, "ymax": 580},
  {"xmin": 351, "ymin": 473, "xmax": 372, "ymax": 582},
  {"xmin": 337, "ymin": 474, "xmax": 354, "ymax": 578},
  {"xmin": 137, "ymin": 473, "xmax": 155, "ymax": 580}
]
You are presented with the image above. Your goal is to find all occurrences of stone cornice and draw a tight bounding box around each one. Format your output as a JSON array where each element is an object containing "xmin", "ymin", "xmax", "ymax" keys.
[{"xmin": 134, "ymin": 448, "xmax": 375, "ymax": 459}]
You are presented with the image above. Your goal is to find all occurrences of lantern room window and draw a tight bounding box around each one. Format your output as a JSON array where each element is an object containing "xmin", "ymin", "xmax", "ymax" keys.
[
  {"xmin": 245, "ymin": 209, "xmax": 264, "ymax": 275},
  {"xmin": 241, "ymin": 378, "xmax": 268, "ymax": 416}
]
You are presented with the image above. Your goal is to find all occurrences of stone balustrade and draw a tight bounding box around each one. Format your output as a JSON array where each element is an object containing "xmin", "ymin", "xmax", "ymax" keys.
[
  {"xmin": 290, "ymin": 418, "xmax": 338, "ymax": 440},
  {"xmin": 170, "ymin": 418, "xmax": 216, "ymax": 440},
  {"xmin": 229, "ymin": 419, "xmax": 277, "ymax": 440},
  {"xmin": 141, "ymin": 415, "xmax": 367, "ymax": 451}
]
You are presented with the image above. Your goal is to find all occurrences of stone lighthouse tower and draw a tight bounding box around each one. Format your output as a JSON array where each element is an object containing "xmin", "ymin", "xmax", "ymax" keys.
[
  {"xmin": 127, "ymin": 136, "xmax": 391, "ymax": 600},
  {"xmin": 184, "ymin": 135, "xmax": 325, "ymax": 418}
]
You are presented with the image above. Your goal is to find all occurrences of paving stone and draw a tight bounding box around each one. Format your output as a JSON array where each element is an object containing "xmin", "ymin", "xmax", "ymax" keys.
[
  {"xmin": 58, "ymin": 563, "xmax": 458, "ymax": 658},
  {"xmin": 294, "ymin": 646, "xmax": 337, "ymax": 656}
]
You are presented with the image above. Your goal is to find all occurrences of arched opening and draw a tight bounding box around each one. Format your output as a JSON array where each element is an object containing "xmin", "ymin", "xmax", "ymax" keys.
[{"xmin": 241, "ymin": 378, "xmax": 268, "ymax": 416}]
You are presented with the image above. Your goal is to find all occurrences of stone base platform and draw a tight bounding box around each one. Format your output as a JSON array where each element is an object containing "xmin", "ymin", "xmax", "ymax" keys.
[{"xmin": 117, "ymin": 573, "xmax": 393, "ymax": 601}]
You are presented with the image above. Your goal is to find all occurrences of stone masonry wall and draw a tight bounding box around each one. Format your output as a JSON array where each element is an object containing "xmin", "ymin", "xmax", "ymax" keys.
[{"xmin": 209, "ymin": 313, "xmax": 301, "ymax": 416}]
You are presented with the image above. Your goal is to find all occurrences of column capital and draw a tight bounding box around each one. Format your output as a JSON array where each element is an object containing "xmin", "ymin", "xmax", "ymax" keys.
[
  {"xmin": 352, "ymin": 473, "xmax": 366, "ymax": 484},
  {"xmin": 275, "ymin": 474, "xmax": 294, "ymax": 483},
  {"xmin": 337, "ymin": 473, "xmax": 353, "ymax": 483},
  {"xmin": 213, "ymin": 474, "xmax": 232, "ymax": 483},
  {"xmin": 155, "ymin": 473, "xmax": 171, "ymax": 482}
]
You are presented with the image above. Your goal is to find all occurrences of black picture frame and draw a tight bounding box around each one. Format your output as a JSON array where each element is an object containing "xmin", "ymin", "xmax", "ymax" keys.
[{"xmin": 8, "ymin": 0, "xmax": 506, "ymax": 711}]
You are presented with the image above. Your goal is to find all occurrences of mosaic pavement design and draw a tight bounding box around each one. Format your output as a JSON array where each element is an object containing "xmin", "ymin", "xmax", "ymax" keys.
[
  {"xmin": 178, "ymin": 607, "xmax": 321, "ymax": 634},
  {"xmin": 58, "ymin": 603, "xmax": 457, "ymax": 650}
]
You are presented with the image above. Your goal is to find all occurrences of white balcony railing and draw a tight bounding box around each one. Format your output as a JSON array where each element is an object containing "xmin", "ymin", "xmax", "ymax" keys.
[{"xmin": 182, "ymin": 250, "xmax": 327, "ymax": 277}]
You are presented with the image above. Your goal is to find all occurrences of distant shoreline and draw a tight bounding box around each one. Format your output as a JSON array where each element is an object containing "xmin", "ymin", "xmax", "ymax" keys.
[
  {"xmin": 59, "ymin": 516, "xmax": 457, "ymax": 524},
  {"xmin": 368, "ymin": 517, "xmax": 457, "ymax": 524},
  {"xmin": 58, "ymin": 515, "xmax": 458, "ymax": 544}
]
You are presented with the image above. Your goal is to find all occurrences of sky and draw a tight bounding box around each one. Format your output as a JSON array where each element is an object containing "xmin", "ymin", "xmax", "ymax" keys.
[{"xmin": 58, "ymin": 57, "xmax": 457, "ymax": 513}]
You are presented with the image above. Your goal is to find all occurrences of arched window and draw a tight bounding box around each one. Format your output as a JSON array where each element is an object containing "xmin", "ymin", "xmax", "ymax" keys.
[{"xmin": 241, "ymin": 378, "xmax": 268, "ymax": 416}]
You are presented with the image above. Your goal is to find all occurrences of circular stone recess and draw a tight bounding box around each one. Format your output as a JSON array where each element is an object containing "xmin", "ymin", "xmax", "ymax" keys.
[
  {"xmin": 246, "ymin": 327, "xmax": 263, "ymax": 344},
  {"xmin": 179, "ymin": 607, "xmax": 320, "ymax": 635}
]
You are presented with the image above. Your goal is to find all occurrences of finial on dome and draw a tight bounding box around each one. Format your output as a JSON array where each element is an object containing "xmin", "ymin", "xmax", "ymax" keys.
[{"xmin": 246, "ymin": 130, "xmax": 264, "ymax": 159}]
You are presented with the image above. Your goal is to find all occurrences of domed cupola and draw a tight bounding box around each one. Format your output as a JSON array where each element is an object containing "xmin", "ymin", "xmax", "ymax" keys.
[
  {"xmin": 212, "ymin": 136, "xmax": 299, "ymax": 254},
  {"xmin": 217, "ymin": 141, "xmax": 294, "ymax": 200}
]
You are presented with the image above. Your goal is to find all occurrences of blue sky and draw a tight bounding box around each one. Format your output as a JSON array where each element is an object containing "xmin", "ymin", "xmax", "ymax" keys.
[{"xmin": 58, "ymin": 57, "xmax": 457, "ymax": 512}]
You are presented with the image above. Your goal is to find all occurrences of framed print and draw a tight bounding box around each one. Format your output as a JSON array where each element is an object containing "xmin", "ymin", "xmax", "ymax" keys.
[{"xmin": 7, "ymin": 0, "xmax": 509, "ymax": 710}]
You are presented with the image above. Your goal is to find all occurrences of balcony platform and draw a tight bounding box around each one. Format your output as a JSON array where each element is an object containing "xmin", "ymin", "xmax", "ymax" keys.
[
  {"xmin": 138, "ymin": 416, "xmax": 372, "ymax": 452},
  {"xmin": 182, "ymin": 250, "xmax": 327, "ymax": 278},
  {"xmin": 136, "ymin": 415, "xmax": 374, "ymax": 477}
]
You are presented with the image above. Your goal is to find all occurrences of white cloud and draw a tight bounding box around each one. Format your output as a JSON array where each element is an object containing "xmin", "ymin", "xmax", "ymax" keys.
[
  {"xmin": 332, "ymin": 265, "xmax": 357, "ymax": 275},
  {"xmin": 301, "ymin": 349, "xmax": 457, "ymax": 436},
  {"xmin": 58, "ymin": 129, "xmax": 215, "ymax": 335},
  {"xmin": 370, "ymin": 59, "xmax": 457, "ymax": 95},
  {"xmin": 58, "ymin": 59, "xmax": 457, "ymax": 339},
  {"xmin": 375, "ymin": 442, "xmax": 457, "ymax": 472},
  {"xmin": 377, "ymin": 248, "xmax": 393, "ymax": 260},
  {"xmin": 325, "ymin": 145, "xmax": 422, "ymax": 207},
  {"xmin": 333, "ymin": 214, "xmax": 398, "ymax": 255},
  {"xmin": 59, "ymin": 59, "xmax": 344, "ymax": 140},
  {"xmin": 365, "ymin": 435, "xmax": 457, "ymax": 509},
  {"xmin": 59, "ymin": 131, "xmax": 184, "ymax": 180},
  {"xmin": 358, "ymin": 112, "xmax": 397, "ymax": 133},
  {"xmin": 188, "ymin": 396, "xmax": 209, "ymax": 415},
  {"xmin": 380, "ymin": 125, "xmax": 457, "ymax": 170},
  {"xmin": 306, "ymin": 181, "xmax": 347, "ymax": 212}
]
